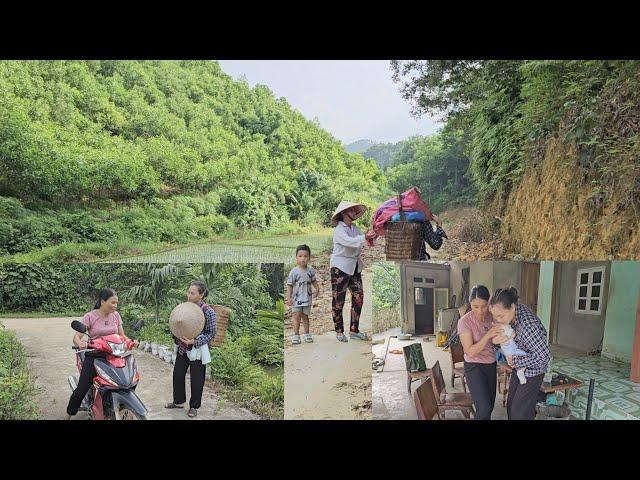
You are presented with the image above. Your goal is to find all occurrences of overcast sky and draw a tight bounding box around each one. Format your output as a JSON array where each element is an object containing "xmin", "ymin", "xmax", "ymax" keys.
[{"xmin": 217, "ymin": 60, "xmax": 441, "ymax": 145}]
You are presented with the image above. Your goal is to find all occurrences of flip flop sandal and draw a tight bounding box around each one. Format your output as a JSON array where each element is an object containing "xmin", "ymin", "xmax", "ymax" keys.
[
  {"xmin": 336, "ymin": 333, "xmax": 348, "ymax": 342},
  {"xmin": 303, "ymin": 334, "xmax": 313, "ymax": 343},
  {"xmin": 349, "ymin": 332, "xmax": 369, "ymax": 341},
  {"xmin": 292, "ymin": 335, "xmax": 301, "ymax": 344},
  {"xmin": 188, "ymin": 408, "xmax": 197, "ymax": 418},
  {"xmin": 165, "ymin": 402, "xmax": 184, "ymax": 409}
]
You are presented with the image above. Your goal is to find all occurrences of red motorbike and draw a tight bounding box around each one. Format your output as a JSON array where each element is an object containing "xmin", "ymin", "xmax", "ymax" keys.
[{"xmin": 67, "ymin": 320, "xmax": 148, "ymax": 420}]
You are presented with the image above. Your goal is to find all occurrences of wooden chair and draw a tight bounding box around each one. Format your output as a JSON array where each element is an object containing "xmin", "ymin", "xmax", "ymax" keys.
[
  {"xmin": 450, "ymin": 342, "xmax": 467, "ymax": 392},
  {"xmin": 414, "ymin": 378, "xmax": 472, "ymax": 420},
  {"xmin": 430, "ymin": 360, "xmax": 475, "ymax": 419},
  {"xmin": 413, "ymin": 378, "xmax": 439, "ymax": 420},
  {"xmin": 403, "ymin": 343, "xmax": 431, "ymax": 395},
  {"xmin": 497, "ymin": 362, "xmax": 512, "ymax": 407}
]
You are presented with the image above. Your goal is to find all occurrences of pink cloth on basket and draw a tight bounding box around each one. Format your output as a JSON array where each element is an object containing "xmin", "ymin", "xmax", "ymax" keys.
[{"xmin": 367, "ymin": 187, "xmax": 433, "ymax": 246}]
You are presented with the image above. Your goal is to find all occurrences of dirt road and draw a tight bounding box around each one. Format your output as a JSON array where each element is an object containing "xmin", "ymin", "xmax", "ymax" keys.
[
  {"xmin": 2, "ymin": 317, "xmax": 259, "ymax": 420},
  {"xmin": 284, "ymin": 268, "xmax": 373, "ymax": 420}
]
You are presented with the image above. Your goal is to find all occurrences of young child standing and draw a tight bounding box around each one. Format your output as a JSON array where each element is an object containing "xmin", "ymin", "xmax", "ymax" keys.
[{"xmin": 286, "ymin": 244, "xmax": 320, "ymax": 345}]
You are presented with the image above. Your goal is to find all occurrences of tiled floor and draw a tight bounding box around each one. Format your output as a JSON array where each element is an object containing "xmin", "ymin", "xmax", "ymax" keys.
[{"xmin": 551, "ymin": 353, "xmax": 640, "ymax": 420}]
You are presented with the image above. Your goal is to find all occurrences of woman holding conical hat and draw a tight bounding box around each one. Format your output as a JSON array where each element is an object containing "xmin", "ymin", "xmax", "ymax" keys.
[
  {"xmin": 330, "ymin": 201, "xmax": 375, "ymax": 342},
  {"xmin": 164, "ymin": 281, "xmax": 216, "ymax": 418}
]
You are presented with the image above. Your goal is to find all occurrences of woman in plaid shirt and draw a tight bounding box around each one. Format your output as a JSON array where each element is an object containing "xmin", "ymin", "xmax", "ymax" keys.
[
  {"xmin": 165, "ymin": 281, "xmax": 216, "ymax": 418},
  {"xmin": 490, "ymin": 287, "xmax": 550, "ymax": 420},
  {"xmin": 418, "ymin": 214, "xmax": 447, "ymax": 261}
]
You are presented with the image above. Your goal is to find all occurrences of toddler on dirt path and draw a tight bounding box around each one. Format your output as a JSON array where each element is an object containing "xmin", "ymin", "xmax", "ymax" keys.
[{"xmin": 286, "ymin": 244, "xmax": 319, "ymax": 345}]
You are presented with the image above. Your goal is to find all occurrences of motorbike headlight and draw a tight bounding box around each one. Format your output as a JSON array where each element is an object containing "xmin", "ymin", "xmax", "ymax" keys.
[
  {"xmin": 95, "ymin": 364, "xmax": 118, "ymax": 387},
  {"xmin": 108, "ymin": 342, "xmax": 127, "ymax": 356}
]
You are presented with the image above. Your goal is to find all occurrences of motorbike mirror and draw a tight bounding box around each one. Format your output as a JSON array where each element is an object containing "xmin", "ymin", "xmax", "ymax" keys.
[
  {"xmin": 133, "ymin": 319, "xmax": 145, "ymax": 331},
  {"xmin": 71, "ymin": 320, "xmax": 88, "ymax": 334}
]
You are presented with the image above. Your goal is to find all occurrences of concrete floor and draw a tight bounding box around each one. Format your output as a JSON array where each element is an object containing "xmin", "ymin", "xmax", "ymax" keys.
[{"xmin": 372, "ymin": 327, "xmax": 508, "ymax": 420}]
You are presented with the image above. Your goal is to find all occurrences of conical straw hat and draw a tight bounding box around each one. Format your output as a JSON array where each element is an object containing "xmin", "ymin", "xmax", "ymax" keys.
[
  {"xmin": 331, "ymin": 201, "xmax": 366, "ymax": 226},
  {"xmin": 169, "ymin": 302, "xmax": 205, "ymax": 339}
]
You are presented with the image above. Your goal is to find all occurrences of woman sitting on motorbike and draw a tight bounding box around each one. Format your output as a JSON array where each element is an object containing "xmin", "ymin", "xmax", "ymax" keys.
[{"xmin": 64, "ymin": 288, "xmax": 138, "ymax": 420}]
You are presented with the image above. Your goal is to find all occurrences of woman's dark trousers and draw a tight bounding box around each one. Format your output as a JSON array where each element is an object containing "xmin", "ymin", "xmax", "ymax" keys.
[
  {"xmin": 507, "ymin": 372, "xmax": 545, "ymax": 420},
  {"xmin": 67, "ymin": 355, "xmax": 96, "ymax": 416},
  {"xmin": 464, "ymin": 362, "xmax": 497, "ymax": 420},
  {"xmin": 173, "ymin": 352, "xmax": 206, "ymax": 409}
]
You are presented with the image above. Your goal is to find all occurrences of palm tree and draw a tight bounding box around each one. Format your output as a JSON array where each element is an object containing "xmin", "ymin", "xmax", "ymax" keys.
[{"xmin": 125, "ymin": 263, "xmax": 192, "ymax": 323}]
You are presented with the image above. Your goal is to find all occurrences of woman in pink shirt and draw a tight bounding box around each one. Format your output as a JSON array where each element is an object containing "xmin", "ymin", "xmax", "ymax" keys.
[
  {"xmin": 65, "ymin": 288, "xmax": 137, "ymax": 420},
  {"xmin": 457, "ymin": 285, "xmax": 503, "ymax": 420}
]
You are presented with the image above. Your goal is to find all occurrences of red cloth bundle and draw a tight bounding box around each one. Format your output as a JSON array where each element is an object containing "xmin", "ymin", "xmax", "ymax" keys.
[{"xmin": 367, "ymin": 187, "xmax": 433, "ymax": 246}]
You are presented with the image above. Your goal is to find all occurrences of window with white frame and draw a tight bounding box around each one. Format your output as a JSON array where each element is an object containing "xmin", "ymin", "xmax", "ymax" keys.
[{"xmin": 575, "ymin": 266, "xmax": 605, "ymax": 315}]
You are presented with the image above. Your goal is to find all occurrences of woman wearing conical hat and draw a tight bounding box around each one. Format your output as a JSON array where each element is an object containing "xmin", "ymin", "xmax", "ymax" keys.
[{"xmin": 330, "ymin": 201, "xmax": 374, "ymax": 342}]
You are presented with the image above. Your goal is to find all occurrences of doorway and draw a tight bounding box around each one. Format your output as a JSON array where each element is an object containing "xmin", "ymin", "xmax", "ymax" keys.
[
  {"xmin": 414, "ymin": 287, "xmax": 434, "ymax": 334},
  {"xmin": 520, "ymin": 262, "xmax": 540, "ymax": 315}
]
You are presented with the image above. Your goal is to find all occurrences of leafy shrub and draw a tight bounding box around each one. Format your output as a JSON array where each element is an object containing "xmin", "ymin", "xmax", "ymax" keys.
[
  {"xmin": 0, "ymin": 329, "xmax": 39, "ymax": 419},
  {"xmin": 117, "ymin": 303, "xmax": 148, "ymax": 338},
  {"xmin": 137, "ymin": 322, "xmax": 173, "ymax": 346},
  {"xmin": 243, "ymin": 372, "xmax": 284, "ymax": 418},
  {"xmin": 209, "ymin": 339, "xmax": 261, "ymax": 387},
  {"xmin": 237, "ymin": 334, "xmax": 283, "ymax": 366},
  {"xmin": 0, "ymin": 263, "xmax": 88, "ymax": 313}
]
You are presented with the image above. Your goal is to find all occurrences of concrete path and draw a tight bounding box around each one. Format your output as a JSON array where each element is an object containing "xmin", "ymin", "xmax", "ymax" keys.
[{"xmin": 2, "ymin": 317, "xmax": 259, "ymax": 420}]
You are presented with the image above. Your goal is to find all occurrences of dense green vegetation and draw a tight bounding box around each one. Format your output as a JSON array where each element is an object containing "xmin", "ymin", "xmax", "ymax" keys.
[
  {"xmin": 391, "ymin": 60, "xmax": 640, "ymax": 211},
  {"xmin": 372, "ymin": 262, "xmax": 401, "ymax": 334},
  {"xmin": 0, "ymin": 327, "xmax": 39, "ymax": 419},
  {"xmin": 0, "ymin": 262, "xmax": 284, "ymax": 418},
  {"xmin": 0, "ymin": 61, "xmax": 385, "ymax": 260},
  {"xmin": 382, "ymin": 133, "xmax": 477, "ymax": 213}
]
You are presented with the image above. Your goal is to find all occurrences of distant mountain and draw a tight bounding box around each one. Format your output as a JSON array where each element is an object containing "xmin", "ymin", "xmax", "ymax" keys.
[
  {"xmin": 345, "ymin": 139, "xmax": 375, "ymax": 153},
  {"xmin": 361, "ymin": 141, "xmax": 405, "ymax": 171}
]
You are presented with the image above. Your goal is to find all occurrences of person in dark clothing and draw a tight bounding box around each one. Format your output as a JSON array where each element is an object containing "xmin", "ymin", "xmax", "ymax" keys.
[
  {"xmin": 164, "ymin": 281, "xmax": 216, "ymax": 418},
  {"xmin": 65, "ymin": 288, "xmax": 138, "ymax": 420},
  {"xmin": 490, "ymin": 287, "xmax": 550, "ymax": 420},
  {"xmin": 418, "ymin": 214, "xmax": 448, "ymax": 260},
  {"xmin": 457, "ymin": 285, "xmax": 504, "ymax": 420}
]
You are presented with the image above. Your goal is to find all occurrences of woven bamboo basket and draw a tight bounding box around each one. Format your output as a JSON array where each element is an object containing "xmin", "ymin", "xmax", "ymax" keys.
[
  {"xmin": 384, "ymin": 194, "xmax": 423, "ymax": 261},
  {"xmin": 210, "ymin": 305, "xmax": 231, "ymax": 347},
  {"xmin": 384, "ymin": 221, "xmax": 423, "ymax": 260}
]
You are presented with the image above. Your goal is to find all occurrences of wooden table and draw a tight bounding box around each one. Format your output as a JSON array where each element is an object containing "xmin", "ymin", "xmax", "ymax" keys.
[
  {"xmin": 498, "ymin": 365, "xmax": 583, "ymax": 402},
  {"xmin": 540, "ymin": 373, "xmax": 583, "ymax": 395}
]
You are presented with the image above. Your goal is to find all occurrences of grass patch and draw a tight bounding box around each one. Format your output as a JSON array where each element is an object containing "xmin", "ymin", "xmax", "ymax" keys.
[
  {"xmin": 0, "ymin": 328, "xmax": 39, "ymax": 419},
  {"xmin": 208, "ymin": 338, "xmax": 283, "ymax": 420},
  {"xmin": 0, "ymin": 223, "xmax": 331, "ymax": 264},
  {"xmin": 113, "ymin": 230, "xmax": 333, "ymax": 265}
]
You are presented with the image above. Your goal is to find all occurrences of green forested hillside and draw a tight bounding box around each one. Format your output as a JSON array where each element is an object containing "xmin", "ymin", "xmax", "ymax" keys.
[
  {"xmin": 391, "ymin": 60, "xmax": 640, "ymax": 208},
  {"xmin": 384, "ymin": 133, "xmax": 476, "ymax": 213},
  {"xmin": 0, "ymin": 61, "xmax": 385, "ymax": 258},
  {"xmin": 391, "ymin": 60, "xmax": 640, "ymax": 258}
]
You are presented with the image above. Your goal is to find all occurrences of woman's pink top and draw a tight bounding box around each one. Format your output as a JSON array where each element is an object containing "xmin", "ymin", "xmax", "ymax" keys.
[
  {"xmin": 457, "ymin": 310, "xmax": 496, "ymax": 364},
  {"xmin": 82, "ymin": 310, "xmax": 122, "ymax": 340}
]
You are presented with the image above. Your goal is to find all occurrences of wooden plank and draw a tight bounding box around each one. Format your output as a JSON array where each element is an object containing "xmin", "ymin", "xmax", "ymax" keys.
[{"xmin": 520, "ymin": 262, "xmax": 540, "ymax": 315}]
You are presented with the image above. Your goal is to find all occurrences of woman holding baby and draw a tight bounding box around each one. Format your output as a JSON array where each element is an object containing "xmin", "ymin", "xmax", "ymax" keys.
[
  {"xmin": 457, "ymin": 285, "xmax": 503, "ymax": 420},
  {"xmin": 458, "ymin": 285, "xmax": 551, "ymax": 420},
  {"xmin": 490, "ymin": 287, "xmax": 550, "ymax": 420}
]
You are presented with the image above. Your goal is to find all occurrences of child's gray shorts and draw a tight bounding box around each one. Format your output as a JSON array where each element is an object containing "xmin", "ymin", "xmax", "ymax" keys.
[{"xmin": 292, "ymin": 306, "xmax": 311, "ymax": 315}]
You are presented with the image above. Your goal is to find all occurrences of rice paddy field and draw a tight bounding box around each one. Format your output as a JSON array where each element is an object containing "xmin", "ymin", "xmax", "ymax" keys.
[{"xmin": 105, "ymin": 230, "xmax": 333, "ymax": 265}]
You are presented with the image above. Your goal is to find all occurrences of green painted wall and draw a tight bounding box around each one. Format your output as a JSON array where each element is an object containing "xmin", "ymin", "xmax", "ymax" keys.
[
  {"xmin": 537, "ymin": 261, "xmax": 555, "ymax": 339},
  {"xmin": 602, "ymin": 261, "xmax": 640, "ymax": 362}
]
